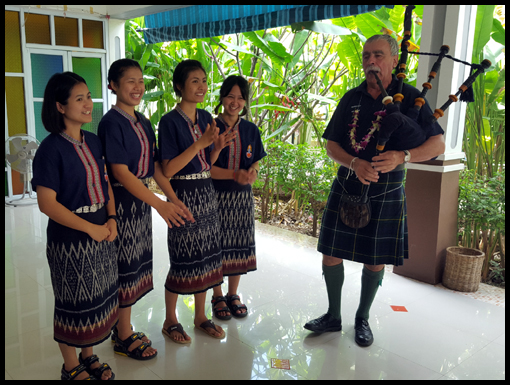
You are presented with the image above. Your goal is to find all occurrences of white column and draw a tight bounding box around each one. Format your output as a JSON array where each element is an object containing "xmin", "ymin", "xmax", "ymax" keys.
[
  {"xmin": 407, "ymin": 4, "xmax": 477, "ymax": 172},
  {"xmin": 106, "ymin": 18, "xmax": 127, "ymax": 107}
]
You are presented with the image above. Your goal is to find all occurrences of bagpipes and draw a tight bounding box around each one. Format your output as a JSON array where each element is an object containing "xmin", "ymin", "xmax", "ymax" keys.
[
  {"xmin": 340, "ymin": 5, "xmax": 491, "ymax": 230},
  {"xmin": 372, "ymin": 4, "xmax": 491, "ymax": 155}
]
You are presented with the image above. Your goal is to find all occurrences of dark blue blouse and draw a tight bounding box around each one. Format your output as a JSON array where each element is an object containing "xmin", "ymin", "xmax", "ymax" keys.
[
  {"xmin": 97, "ymin": 106, "xmax": 158, "ymax": 185},
  {"xmin": 158, "ymin": 107, "xmax": 214, "ymax": 176},
  {"xmin": 31, "ymin": 130, "xmax": 109, "ymax": 211},
  {"xmin": 214, "ymin": 117, "xmax": 267, "ymax": 171}
]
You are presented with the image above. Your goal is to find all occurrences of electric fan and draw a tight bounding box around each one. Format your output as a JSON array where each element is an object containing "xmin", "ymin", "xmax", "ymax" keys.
[{"xmin": 5, "ymin": 135, "xmax": 40, "ymax": 206}]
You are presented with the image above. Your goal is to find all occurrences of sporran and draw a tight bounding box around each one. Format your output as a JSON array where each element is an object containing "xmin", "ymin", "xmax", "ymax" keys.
[{"xmin": 339, "ymin": 184, "xmax": 371, "ymax": 229}]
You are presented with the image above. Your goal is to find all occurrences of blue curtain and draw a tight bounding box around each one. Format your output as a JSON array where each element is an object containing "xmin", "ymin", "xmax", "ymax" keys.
[{"xmin": 143, "ymin": 5, "xmax": 394, "ymax": 43}]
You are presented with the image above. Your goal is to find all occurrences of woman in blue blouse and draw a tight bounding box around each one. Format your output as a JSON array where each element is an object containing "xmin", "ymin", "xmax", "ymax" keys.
[
  {"xmin": 32, "ymin": 72, "xmax": 117, "ymax": 380},
  {"xmin": 210, "ymin": 76, "xmax": 267, "ymax": 320},
  {"xmin": 159, "ymin": 60, "xmax": 235, "ymax": 342},
  {"xmin": 98, "ymin": 59, "xmax": 193, "ymax": 360}
]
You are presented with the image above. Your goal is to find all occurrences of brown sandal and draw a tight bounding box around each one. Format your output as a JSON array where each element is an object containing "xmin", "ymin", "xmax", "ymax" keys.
[
  {"xmin": 194, "ymin": 320, "xmax": 225, "ymax": 339},
  {"xmin": 162, "ymin": 323, "xmax": 192, "ymax": 344}
]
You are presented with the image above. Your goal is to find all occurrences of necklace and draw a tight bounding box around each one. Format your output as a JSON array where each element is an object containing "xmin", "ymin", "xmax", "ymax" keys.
[{"xmin": 348, "ymin": 109, "xmax": 386, "ymax": 154}]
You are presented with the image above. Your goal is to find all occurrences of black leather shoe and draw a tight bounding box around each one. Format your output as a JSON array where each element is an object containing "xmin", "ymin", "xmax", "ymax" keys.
[
  {"xmin": 354, "ymin": 318, "xmax": 374, "ymax": 347},
  {"xmin": 304, "ymin": 313, "xmax": 342, "ymax": 333}
]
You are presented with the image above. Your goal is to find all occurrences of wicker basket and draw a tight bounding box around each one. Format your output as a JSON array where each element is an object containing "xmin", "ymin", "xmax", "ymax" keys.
[{"xmin": 442, "ymin": 246, "xmax": 485, "ymax": 292}]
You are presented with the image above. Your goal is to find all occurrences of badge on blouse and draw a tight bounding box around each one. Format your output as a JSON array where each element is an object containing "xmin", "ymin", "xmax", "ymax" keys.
[
  {"xmin": 103, "ymin": 161, "xmax": 108, "ymax": 182},
  {"xmin": 246, "ymin": 144, "xmax": 252, "ymax": 159}
]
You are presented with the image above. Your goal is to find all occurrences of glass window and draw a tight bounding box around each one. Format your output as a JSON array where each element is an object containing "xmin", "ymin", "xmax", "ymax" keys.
[
  {"xmin": 5, "ymin": 11, "xmax": 23, "ymax": 73},
  {"xmin": 5, "ymin": 77, "xmax": 27, "ymax": 137},
  {"xmin": 30, "ymin": 53, "xmax": 64, "ymax": 98},
  {"xmin": 83, "ymin": 19, "xmax": 104, "ymax": 49},
  {"xmin": 55, "ymin": 16, "xmax": 79, "ymax": 47},
  {"xmin": 25, "ymin": 13, "xmax": 51, "ymax": 45},
  {"xmin": 33, "ymin": 101, "xmax": 50, "ymax": 143},
  {"xmin": 72, "ymin": 57, "xmax": 102, "ymax": 98},
  {"xmin": 10, "ymin": 169, "xmax": 25, "ymax": 196}
]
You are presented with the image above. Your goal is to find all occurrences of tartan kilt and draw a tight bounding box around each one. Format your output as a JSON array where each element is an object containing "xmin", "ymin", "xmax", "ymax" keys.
[{"xmin": 317, "ymin": 166, "xmax": 408, "ymax": 266}]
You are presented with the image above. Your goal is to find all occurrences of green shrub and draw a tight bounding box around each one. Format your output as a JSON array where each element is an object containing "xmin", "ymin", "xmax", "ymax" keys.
[{"xmin": 458, "ymin": 169, "xmax": 505, "ymax": 283}]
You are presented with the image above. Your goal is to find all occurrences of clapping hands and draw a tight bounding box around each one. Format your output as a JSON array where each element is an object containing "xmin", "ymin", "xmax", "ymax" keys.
[
  {"xmin": 234, "ymin": 168, "xmax": 257, "ymax": 185},
  {"xmin": 197, "ymin": 119, "xmax": 219, "ymax": 149},
  {"xmin": 214, "ymin": 124, "xmax": 237, "ymax": 151}
]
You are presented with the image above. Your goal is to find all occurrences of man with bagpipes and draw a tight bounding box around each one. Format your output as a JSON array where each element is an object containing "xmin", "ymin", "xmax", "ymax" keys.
[{"xmin": 303, "ymin": 5, "xmax": 490, "ymax": 347}]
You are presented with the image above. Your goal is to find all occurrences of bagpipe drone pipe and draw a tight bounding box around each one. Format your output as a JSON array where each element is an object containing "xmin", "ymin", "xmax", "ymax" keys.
[{"xmin": 373, "ymin": 4, "xmax": 492, "ymax": 156}]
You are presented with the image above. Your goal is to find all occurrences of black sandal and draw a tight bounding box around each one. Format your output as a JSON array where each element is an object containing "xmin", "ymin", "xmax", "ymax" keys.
[
  {"xmin": 114, "ymin": 332, "xmax": 157, "ymax": 361},
  {"xmin": 111, "ymin": 324, "xmax": 131, "ymax": 344},
  {"xmin": 79, "ymin": 353, "xmax": 115, "ymax": 380},
  {"xmin": 211, "ymin": 295, "xmax": 232, "ymax": 320},
  {"xmin": 111, "ymin": 325, "xmax": 151, "ymax": 346},
  {"xmin": 226, "ymin": 294, "xmax": 248, "ymax": 318},
  {"xmin": 60, "ymin": 363, "xmax": 96, "ymax": 380}
]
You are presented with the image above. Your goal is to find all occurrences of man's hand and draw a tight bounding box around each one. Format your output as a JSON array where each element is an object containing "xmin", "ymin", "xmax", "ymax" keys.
[
  {"xmin": 353, "ymin": 158, "xmax": 379, "ymax": 185},
  {"xmin": 371, "ymin": 151, "xmax": 405, "ymax": 173}
]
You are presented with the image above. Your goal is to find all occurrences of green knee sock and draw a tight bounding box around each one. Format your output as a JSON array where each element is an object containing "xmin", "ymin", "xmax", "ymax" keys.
[
  {"xmin": 355, "ymin": 266, "xmax": 384, "ymax": 321},
  {"xmin": 323, "ymin": 263, "xmax": 344, "ymax": 320}
]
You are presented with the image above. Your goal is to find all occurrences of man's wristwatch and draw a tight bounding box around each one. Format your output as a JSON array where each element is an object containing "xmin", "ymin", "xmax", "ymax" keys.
[{"xmin": 403, "ymin": 150, "xmax": 411, "ymax": 163}]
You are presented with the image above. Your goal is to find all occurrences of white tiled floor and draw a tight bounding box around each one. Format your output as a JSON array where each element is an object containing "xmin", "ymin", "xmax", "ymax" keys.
[{"xmin": 5, "ymin": 202, "xmax": 506, "ymax": 380}]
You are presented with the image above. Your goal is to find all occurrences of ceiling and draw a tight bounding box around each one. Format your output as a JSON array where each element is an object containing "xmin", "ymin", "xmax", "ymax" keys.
[
  {"xmin": 104, "ymin": 5, "xmax": 193, "ymax": 20},
  {"xmin": 14, "ymin": 5, "xmax": 194, "ymax": 20}
]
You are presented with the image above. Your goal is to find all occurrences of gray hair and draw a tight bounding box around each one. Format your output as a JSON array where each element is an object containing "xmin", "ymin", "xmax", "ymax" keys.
[{"xmin": 365, "ymin": 34, "xmax": 399, "ymax": 56}]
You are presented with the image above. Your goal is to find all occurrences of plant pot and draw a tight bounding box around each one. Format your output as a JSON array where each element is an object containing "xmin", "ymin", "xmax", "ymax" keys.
[{"xmin": 442, "ymin": 246, "xmax": 485, "ymax": 292}]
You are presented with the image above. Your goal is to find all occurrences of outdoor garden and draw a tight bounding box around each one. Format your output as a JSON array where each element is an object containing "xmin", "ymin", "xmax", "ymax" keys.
[{"xmin": 129, "ymin": 5, "xmax": 505, "ymax": 287}]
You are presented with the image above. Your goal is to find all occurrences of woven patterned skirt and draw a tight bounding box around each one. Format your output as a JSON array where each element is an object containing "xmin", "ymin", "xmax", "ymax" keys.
[
  {"xmin": 46, "ymin": 206, "xmax": 118, "ymax": 347},
  {"xmin": 165, "ymin": 177, "xmax": 223, "ymax": 294},
  {"xmin": 113, "ymin": 181, "xmax": 154, "ymax": 307},
  {"xmin": 213, "ymin": 179, "xmax": 257, "ymax": 276},
  {"xmin": 318, "ymin": 166, "xmax": 408, "ymax": 266}
]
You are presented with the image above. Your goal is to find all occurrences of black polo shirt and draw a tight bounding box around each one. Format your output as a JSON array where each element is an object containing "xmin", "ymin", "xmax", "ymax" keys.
[{"xmin": 323, "ymin": 75, "xmax": 444, "ymax": 161}]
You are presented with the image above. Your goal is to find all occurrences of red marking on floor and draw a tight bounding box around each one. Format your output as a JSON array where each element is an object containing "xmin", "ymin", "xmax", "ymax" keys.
[{"xmin": 391, "ymin": 305, "xmax": 408, "ymax": 312}]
